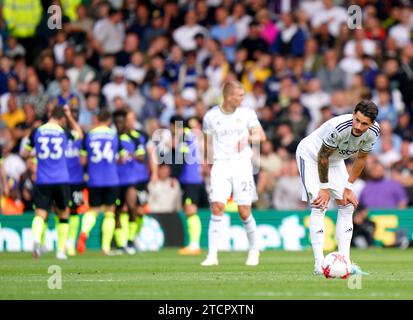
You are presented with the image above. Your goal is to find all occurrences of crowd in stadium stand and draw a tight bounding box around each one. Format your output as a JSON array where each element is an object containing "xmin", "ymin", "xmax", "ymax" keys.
[{"xmin": 0, "ymin": 0, "xmax": 413, "ymax": 214}]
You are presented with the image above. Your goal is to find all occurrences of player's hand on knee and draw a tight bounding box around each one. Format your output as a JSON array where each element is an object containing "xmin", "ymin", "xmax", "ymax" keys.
[
  {"xmin": 313, "ymin": 189, "xmax": 330, "ymax": 210},
  {"xmin": 343, "ymin": 189, "xmax": 358, "ymax": 208}
]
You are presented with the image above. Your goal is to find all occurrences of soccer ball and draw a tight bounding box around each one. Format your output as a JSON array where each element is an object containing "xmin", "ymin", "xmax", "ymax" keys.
[{"xmin": 322, "ymin": 252, "xmax": 351, "ymax": 279}]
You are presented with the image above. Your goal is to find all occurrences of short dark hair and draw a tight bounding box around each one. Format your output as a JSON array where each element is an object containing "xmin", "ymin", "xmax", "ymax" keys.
[
  {"xmin": 354, "ymin": 100, "xmax": 378, "ymax": 122},
  {"xmin": 97, "ymin": 108, "xmax": 112, "ymax": 122},
  {"xmin": 49, "ymin": 106, "xmax": 66, "ymax": 120},
  {"xmin": 113, "ymin": 109, "xmax": 127, "ymax": 119}
]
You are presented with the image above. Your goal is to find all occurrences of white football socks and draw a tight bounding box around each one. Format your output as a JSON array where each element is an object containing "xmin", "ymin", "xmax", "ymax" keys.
[
  {"xmin": 336, "ymin": 204, "xmax": 354, "ymax": 262},
  {"xmin": 207, "ymin": 215, "xmax": 223, "ymax": 259},
  {"xmin": 242, "ymin": 214, "xmax": 258, "ymax": 251},
  {"xmin": 309, "ymin": 207, "xmax": 326, "ymax": 268}
]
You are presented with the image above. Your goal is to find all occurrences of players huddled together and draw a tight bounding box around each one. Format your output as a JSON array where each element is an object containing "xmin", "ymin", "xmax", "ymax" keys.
[{"xmin": 21, "ymin": 102, "xmax": 208, "ymax": 260}]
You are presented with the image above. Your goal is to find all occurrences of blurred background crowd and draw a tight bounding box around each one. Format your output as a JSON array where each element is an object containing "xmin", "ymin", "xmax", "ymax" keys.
[{"xmin": 0, "ymin": 0, "xmax": 412, "ymax": 215}]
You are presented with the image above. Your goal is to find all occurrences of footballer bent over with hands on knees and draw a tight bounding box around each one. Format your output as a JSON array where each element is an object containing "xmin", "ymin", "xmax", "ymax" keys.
[{"xmin": 296, "ymin": 100, "xmax": 379, "ymax": 275}]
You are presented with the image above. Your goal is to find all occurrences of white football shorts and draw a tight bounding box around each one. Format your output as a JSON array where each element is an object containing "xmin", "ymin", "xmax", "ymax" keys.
[
  {"xmin": 209, "ymin": 159, "xmax": 257, "ymax": 206},
  {"xmin": 295, "ymin": 150, "xmax": 349, "ymax": 204}
]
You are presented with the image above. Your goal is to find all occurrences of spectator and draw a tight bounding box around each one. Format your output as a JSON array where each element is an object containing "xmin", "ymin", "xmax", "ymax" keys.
[
  {"xmin": 360, "ymin": 159, "xmax": 408, "ymax": 209},
  {"xmin": 391, "ymin": 141, "xmax": 413, "ymax": 206},
  {"xmin": 272, "ymin": 157, "xmax": 305, "ymax": 210},
  {"xmin": 141, "ymin": 10, "xmax": 167, "ymax": 51},
  {"xmin": 124, "ymin": 51, "xmax": 146, "ymax": 85},
  {"xmin": 242, "ymin": 52, "xmax": 272, "ymax": 92},
  {"xmin": 1, "ymin": 95, "xmax": 25, "ymax": 129},
  {"xmin": 272, "ymin": 121, "xmax": 299, "ymax": 156},
  {"xmin": 311, "ymin": 0, "xmax": 348, "ymax": 38},
  {"xmin": 255, "ymin": 9, "xmax": 278, "ymax": 48},
  {"xmin": 102, "ymin": 66, "xmax": 128, "ymax": 111},
  {"xmin": 93, "ymin": 8, "xmax": 125, "ymax": 55},
  {"xmin": 13, "ymin": 103, "xmax": 39, "ymax": 154},
  {"xmin": 303, "ymin": 37, "xmax": 323, "ymax": 74},
  {"xmin": 264, "ymin": 55, "xmax": 289, "ymax": 105},
  {"xmin": 79, "ymin": 94, "xmax": 99, "ymax": 131},
  {"xmin": 272, "ymin": 13, "xmax": 306, "ymax": 57},
  {"xmin": 374, "ymin": 89, "xmax": 399, "ymax": 129},
  {"xmin": 66, "ymin": 51, "xmax": 96, "ymax": 93},
  {"xmin": 147, "ymin": 164, "xmax": 181, "ymax": 213},
  {"xmin": 329, "ymin": 90, "xmax": 352, "ymax": 116},
  {"xmin": 300, "ymin": 77, "xmax": 330, "ymax": 133},
  {"xmin": 277, "ymin": 99, "xmax": 310, "ymax": 140},
  {"xmin": 116, "ymin": 32, "xmax": 139, "ymax": 67},
  {"xmin": 377, "ymin": 136, "xmax": 402, "ymax": 169},
  {"xmin": 228, "ymin": 3, "xmax": 252, "ymax": 43},
  {"xmin": 372, "ymin": 73, "xmax": 405, "ymax": 115},
  {"xmin": 172, "ymin": 10, "xmax": 208, "ymax": 52},
  {"xmin": 2, "ymin": 0, "xmax": 42, "ymax": 64},
  {"xmin": 127, "ymin": 3, "xmax": 150, "ymax": 44},
  {"xmin": 2, "ymin": 129, "xmax": 26, "ymax": 181},
  {"xmin": 239, "ymin": 21, "xmax": 269, "ymax": 61},
  {"xmin": 351, "ymin": 205, "xmax": 376, "ymax": 249},
  {"xmin": 49, "ymin": 75, "xmax": 80, "ymax": 111},
  {"xmin": 241, "ymin": 81, "xmax": 267, "ymax": 111},
  {"xmin": 210, "ymin": 6, "xmax": 237, "ymax": 63},
  {"xmin": 19, "ymin": 158, "xmax": 36, "ymax": 211},
  {"xmin": 23, "ymin": 74, "xmax": 49, "ymax": 119},
  {"xmin": 205, "ymin": 51, "xmax": 230, "ymax": 90},
  {"xmin": 399, "ymin": 44, "xmax": 413, "ymax": 115},
  {"xmin": 0, "ymin": 56, "xmax": 17, "ymax": 95},
  {"xmin": 316, "ymin": 50, "xmax": 346, "ymax": 93},
  {"xmin": 165, "ymin": 44, "xmax": 183, "ymax": 84},
  {"xmin": 177, "ymin": 50, "xmax": 202, "ymax": 91},
  {"xmin": 5, "ymin": 37, "xmax": 26, "ymax": 59},
  {"xmin": 360, "ymin": 54, "xmax": 380, "ymax": 90},
  {"xmin": 395, "ymin": 113, "xmax": 413, "ymax": 142},
  {"xmin": 373, "ymin": 119, "xmax": 402, "ymax": 155},
  {"xmin": 141, "ymin": 82, "xmax": 166, "ymax": 126},
  {"xmin": 0, "ymin": 76, "xmax": 21, "ymax": 115},
  {"xmin": 53, "ymin": 30, "xmax": 69, "ymax": 65},
  {"xmin": 254, "ymin": 140, "xmax": 283, "ymax": 209},
  {"xmin": 195, "ymin": 75, "xmax": 221, "ymax": 109},
  {"xmin": 388, "ymin": 6, "xmax": 412, "ymax": 49},
  {"xmin": 125, "ymin": 79, "xmax": 145, "ymax": 118}
]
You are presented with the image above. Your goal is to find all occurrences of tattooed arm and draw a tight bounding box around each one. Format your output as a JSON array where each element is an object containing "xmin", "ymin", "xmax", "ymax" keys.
[
  {"xmin": 318, "ymin": 144, "xmax": 335, "ymax": 183},
  {"xmin": 313, "ymin": 143, "xmax": 336, "ymax": 209}
]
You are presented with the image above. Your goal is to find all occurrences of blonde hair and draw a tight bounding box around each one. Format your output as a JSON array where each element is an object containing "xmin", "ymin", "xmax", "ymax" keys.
[{"xmin": 222, "ymin": 80, "xmax": 244, "ymax": 98}]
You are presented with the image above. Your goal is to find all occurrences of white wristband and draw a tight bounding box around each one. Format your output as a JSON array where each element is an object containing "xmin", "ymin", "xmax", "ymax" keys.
[
  {"xmin": 320, "ymin": 182, "xmax": 330, "ymax": 190},
  {"xmin": 345, "ymin": 181, "xmax": 354, "ymax": 190}
]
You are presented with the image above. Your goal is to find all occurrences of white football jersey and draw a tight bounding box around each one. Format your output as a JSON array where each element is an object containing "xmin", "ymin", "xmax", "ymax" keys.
[
  {"xmin": 203, "ymin": 105, "xmax": 261, "ymax": 161},
  {"xmin": 298, "ymin": 113, "xmax": 380, "ymax": 165}
]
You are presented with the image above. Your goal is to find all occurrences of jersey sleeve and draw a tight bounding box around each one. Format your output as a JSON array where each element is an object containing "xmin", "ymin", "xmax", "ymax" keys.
[
  {"xmin": 247, "ymin": 109, "xmax": 261, "ymax": 129},
  {"xmin": 359, "ymin": 131, "xmax": 379, "ymax": 153},
  {"xmin": 321, "ymin": 124, "xmax": 341, "ymax": 149}
]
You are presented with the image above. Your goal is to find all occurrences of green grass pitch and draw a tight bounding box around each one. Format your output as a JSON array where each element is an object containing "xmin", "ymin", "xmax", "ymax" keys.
[{"xmin": 0, "ymin": 248, "xmax": 412, "ymax": 300}]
